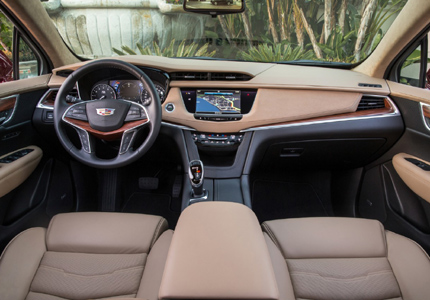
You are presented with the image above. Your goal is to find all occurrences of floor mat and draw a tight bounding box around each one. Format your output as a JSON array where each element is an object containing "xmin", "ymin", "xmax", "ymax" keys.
[
  {"xmin": 122, "ymin": 193, "xmax": 180, "ymax": 229},
  {"xmin": 252, "ymin": 180, "xmax": 330, "ymax": 223}
]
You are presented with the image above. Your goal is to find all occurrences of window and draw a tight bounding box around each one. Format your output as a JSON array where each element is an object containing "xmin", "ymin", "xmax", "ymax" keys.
[
  {"xmin": 398, "ymin": 33, "xmax": 429, "ymax": 89},
  {"xmin": 0, "ymin": 10, "xmax": 40, "ymax": 84}
]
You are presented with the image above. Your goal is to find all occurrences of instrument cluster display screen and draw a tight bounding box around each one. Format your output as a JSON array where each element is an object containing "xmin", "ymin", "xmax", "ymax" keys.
[{"xmin": 196, "ymin": 90, "xmax": 241, "ymax": 114}]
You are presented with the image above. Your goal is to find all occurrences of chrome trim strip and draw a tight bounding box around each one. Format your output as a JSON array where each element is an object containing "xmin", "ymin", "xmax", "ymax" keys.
[
  {"xmin": 241, "ymin": 96, "xmax": 400, "ymax": 133},
  {"xmin": 161, "ymin": 121, "xmax": 195, "ymax": 131},
  {"xmin": 37, "ymin": 88, "xmax": 58, "ymax": 110},
  {"xmin": 0, "ymin": 94, "xmax": 19, "ymax": 126},
  {"xmin": 189, "ymin": 190, "xmax": 209, "ymax": 203},
  {"xmin": 420, "ymin": 102, "xmax": 430, "ymax": 131},
  {"xmin": 37, "ymin": 85, "xmax": 81, "ymax": 110}
]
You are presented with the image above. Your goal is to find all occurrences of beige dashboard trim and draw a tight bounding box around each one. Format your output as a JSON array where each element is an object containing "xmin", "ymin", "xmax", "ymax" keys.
[
  {"xmin": 0, "ymin": 75, "xmax": 51, "ymax": 99},
  {"xmin": 50, "ymin": 56, "xmax": 390, "ymax": 95},
  {"xmin": 387, "ymin": 81, "xmax": 430, "ymax": 105},
  {"xmin": 162, "ymin": 88, "xmax": 361, "ymax": 133},
  {"xmin": 0, "ymin": 146, "xmax": 43, "ymax": 198},
  {"xmin": 393, "ymin": 153, "xmax": 430, "ymax": 203}
]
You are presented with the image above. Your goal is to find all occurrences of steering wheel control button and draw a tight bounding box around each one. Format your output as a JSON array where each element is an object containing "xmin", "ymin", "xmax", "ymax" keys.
[
  {"xmin": 125, "ymin": 104, "xmax": 147, "ymax": 122},
  {"xmin": 65, "ymin": 104, "xmax": 88, "ymax": 121},
  {"xmin": 165, "ymin": 103, "xmax": 175, "ymax": 113},
  {"xmin": 75, "ymin": 129, "xmax": 91, "ymax": 153},
  {"xmin": 120, "ymin": 131, "xmax": 135, "ymax": 153}
]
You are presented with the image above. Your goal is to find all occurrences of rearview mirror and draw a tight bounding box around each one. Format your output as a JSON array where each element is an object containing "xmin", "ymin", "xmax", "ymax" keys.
[{"xmin": 183, "ymin": 0, "xmax": 244, "ymax": 16}]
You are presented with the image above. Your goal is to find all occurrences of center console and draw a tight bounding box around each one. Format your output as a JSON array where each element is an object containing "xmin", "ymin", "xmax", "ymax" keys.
[
  {"xmin": 178, "ymin": 88, "xmax": 257, "ymax": 209},
  {"xmin": 159, "ymin": 202, "xmax": 279, "ymax": 300}
]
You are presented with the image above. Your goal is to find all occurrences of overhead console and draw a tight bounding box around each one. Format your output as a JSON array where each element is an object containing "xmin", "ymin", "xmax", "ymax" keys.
[{"xmin": 180, "ymin": 89, "xmax": 257, "ymax": 122}]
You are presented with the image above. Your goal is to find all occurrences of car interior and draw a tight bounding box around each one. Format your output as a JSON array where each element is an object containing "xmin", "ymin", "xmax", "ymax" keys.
[{"xmin": 0, "ymin": 0, "xmax": 430, "ymax": 299}]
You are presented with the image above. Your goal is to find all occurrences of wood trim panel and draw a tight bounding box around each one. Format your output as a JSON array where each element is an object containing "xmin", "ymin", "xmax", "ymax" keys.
[
  {"xmin": 64, "ymin": 118, "xmax": 147, "ymax": 141},
  {"xmin": 0, "ymin": 96, "xmax": 17, "ymax": 112},
  {"xmin": 423, "ymin": 105, "xmax": 430, "ymax": 119},
  {"xmin": 250, "ymin": 98, "xmax": 394, "ymax": 129},
  {"xmin": 40, "ymin": 90, "xmax": 56, "ymax": 107}
]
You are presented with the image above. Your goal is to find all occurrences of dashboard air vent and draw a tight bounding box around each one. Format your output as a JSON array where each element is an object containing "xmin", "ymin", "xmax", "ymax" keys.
[
  {"xmin": 170, "ymin": 72, "xmax": 209, "ymax": 80},
  {"xmin": 357, "ymin": 96, "xmax": 386, "ymax": 111},
  {"xmin": 210, "ymin": 72, "xmax": 252, "ymax": 81},
  {"xmin": 170, "ymin": 72, "xmax": 252, "ymax": 81}
]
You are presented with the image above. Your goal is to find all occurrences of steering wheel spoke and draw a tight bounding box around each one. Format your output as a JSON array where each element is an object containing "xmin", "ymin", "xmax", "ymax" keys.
[{"xmin": 74, "ymin": 127, "xmax": 94, "ymax": 154}]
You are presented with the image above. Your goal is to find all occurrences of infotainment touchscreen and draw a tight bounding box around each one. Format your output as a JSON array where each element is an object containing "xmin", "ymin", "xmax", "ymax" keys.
[{"xmin": 196, "ymin": 90, "xmax": 241, "ymax": 114}]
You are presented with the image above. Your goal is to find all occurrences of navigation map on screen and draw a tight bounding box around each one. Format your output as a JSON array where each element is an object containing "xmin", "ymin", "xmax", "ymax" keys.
[{"xmin": 196, "ymin": 90, "xmax": 241, "ymax": 114}]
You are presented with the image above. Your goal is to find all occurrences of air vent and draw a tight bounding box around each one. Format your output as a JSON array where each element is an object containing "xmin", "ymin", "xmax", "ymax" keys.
[
  {"xmin": 170, "ymin": 72, "xmax": 252, "ymax": 81},
  {"xmin": 68, "ymin": 88, "xmax": 79, "ymax": 98},
  {"xmin": 358, "ymin": 83, "xmax": 383, "ymax": 88},
  {"xmin": 357, "ymin": 96, "xmax": 386, "ymax": 111},
  {"xmin": 210, "ymin": 72, "xmax": 252, "ymax": 81},
  {"xmin": 170, "ymin": 72, "xmax": 209, "ymax": 80},
  {"xmin": 56, "ymin": 69, "xmax": 74, "ymax": 77}
]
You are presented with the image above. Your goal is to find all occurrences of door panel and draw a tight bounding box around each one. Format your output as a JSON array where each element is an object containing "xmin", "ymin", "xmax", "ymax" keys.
[{"xmin": 358, "ymin": 86, "xmax": 430, "ymax": 253}]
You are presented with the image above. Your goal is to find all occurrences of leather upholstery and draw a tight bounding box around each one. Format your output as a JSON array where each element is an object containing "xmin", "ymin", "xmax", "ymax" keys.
[
  {"xmin": 0, "ymin": 212, "xmax": 170, "ymax": 300},
  {"xmin": 46, "ymin": 211, "xmax": 168, "ymax": 254},
  {"xmin": 263, "ymin": 217, "xmax": 430, "ymax": 300},
  {"xmin": 159, "ymin": 202, "xmax": 279, "ymax": 300}
]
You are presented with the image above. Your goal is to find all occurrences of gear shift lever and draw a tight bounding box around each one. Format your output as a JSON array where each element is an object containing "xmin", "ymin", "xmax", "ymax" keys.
[{"xmin": 188, "ymin": 160, "xmax": 205, "ymax": 198}]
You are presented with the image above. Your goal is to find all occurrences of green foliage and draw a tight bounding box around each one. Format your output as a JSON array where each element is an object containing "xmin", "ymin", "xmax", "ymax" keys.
[
  {"xmin": 113, "ymin": 40, "xmax": 216, "ymax": 58},
  {"xmin": 401, "ymin": 49, "xmax": 430, "ymax": 69},
  {"xmin": 0, "ymin": 13, "xmax": 13, "ymax": 58},
  {"xmin": 240, "ymin": 43, "xmax": 314, "ymax": 62},
  {"xmin": 318, "ymin": 27, "xmax": 356, "ymax": 63}
]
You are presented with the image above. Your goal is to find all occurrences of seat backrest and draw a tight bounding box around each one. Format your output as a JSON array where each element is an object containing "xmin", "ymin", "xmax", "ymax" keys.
[
  {"xmin": 263, "ymin": 217, "xmax": 430, "ymax": 300},
  {"xmin": 0, "ymin": 212, "xmax": 172, "ymax": 300}
]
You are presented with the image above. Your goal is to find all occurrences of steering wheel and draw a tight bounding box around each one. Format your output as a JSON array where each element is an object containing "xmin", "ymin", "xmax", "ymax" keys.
[{"xmin": 54, "ymin": 59, "xmax": 162, "ymax": 169}]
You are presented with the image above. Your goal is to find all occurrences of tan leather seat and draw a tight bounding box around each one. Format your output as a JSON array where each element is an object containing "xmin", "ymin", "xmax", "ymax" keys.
[
  {"xmin": 263, "ymin": 217, "xmax": 430, "ymax": 300},
  {"xmin": 0, "ymin": 212, "xmax": 172, "ymax": 300}
]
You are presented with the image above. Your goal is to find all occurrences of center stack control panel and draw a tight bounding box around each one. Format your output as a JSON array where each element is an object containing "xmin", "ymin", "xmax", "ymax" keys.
[{"xmin": 192, "ymin": 132, "xmax": 243, "ymax": 147}]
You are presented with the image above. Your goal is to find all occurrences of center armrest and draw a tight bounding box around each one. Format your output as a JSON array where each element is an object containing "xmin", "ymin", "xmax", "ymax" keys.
[{"xmin": 159, "ymin": 202, "xmax": 279, "ymax": 300}]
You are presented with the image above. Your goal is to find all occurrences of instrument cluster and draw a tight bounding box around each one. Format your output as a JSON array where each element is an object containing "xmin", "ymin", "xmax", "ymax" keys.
[{"xmin": 90, "ymin": 80, "xmax": 166, "ymax": 105}]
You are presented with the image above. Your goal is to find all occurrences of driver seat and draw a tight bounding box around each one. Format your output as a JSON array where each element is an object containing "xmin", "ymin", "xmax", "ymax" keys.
[{"xmin": 0, "ymin": 212, "xmax": 172, "ymax": 300}]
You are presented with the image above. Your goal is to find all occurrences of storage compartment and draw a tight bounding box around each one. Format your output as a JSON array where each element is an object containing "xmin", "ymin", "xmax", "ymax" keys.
[
  {"xmin": 261, "ymin": 138, "xmax": 386, "ymax": 170},
  {"xmin": 159, "ymin": 202, "xmax": 278, "ymax": 300}
]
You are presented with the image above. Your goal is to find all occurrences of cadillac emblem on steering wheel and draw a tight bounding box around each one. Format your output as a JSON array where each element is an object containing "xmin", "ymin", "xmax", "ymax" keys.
[{"xmin": 96, "ymin": 108, "xmax": 115, "ymax": 116}]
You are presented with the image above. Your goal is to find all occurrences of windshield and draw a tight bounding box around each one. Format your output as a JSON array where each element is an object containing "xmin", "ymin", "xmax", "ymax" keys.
[{"xmin": 42, "ymin": 0, "xmax": 408, "ymax": 65}]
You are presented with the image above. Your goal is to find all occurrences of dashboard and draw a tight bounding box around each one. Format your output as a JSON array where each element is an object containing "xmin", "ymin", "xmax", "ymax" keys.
[{"xmin": 32, "ymin": 56, "xmax": 405, "ymax": 176}]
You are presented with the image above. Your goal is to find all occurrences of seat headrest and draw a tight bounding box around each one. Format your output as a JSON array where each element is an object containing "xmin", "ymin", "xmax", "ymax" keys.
[
  {"xmin": 46, "ymin": 212, "xmax": 168, "ymax": 254},
  {"xmin": 263, "ymin": 217, "xmax": 387, "ymax": 259}
]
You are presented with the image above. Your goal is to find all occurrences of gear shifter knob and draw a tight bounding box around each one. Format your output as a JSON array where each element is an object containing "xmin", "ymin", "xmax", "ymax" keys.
[{"xmin": 188, "ymin": 160, "xmax": 205, "ymax": 198}]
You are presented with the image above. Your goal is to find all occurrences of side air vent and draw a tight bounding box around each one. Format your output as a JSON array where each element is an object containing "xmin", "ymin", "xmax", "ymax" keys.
[
  {"xmin": 357, "ymin": 96, "xmax": 386, "ymax": 111},
  {"xmin": 38, "ymin": 87, "xmax": 79, "ymax": 108},
  {"xmin": 56, "ymin": 69, "xmax": 74, "ymax": 77},
  {"xmin": 170, "ymin": 72, "xmax": 252, "ymax": 81}
]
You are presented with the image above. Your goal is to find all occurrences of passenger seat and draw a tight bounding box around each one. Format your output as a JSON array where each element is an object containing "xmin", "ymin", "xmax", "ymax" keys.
[
  {"xmin": 0, "ymin": 212, "xmax": 172, "ymax": 300},
  {"xmin": 263, "ymin": 217, "xmax": 430, "ymax": 300}
]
